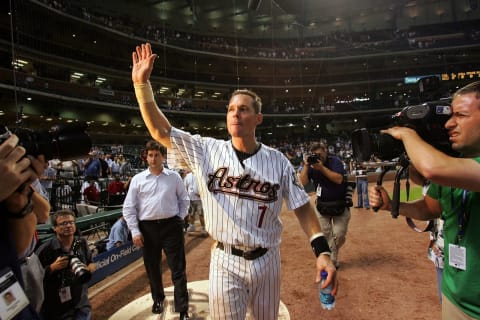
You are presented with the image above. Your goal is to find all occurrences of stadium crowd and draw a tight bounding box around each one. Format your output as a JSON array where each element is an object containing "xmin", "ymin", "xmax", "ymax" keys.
[
  {"xmin": 38, "ymin": 0, "xmax": 480, "ymax": 59},
  {"xmin": 36, "ymin": 135, "xmax": 354, "ymax": 217}
]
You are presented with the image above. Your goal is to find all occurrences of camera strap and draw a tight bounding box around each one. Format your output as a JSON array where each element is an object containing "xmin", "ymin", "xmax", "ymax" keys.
[
  {"xmin": 456, "ymin": 189, "xmax": 469, "ymax": 243},
  {"xmin": 406, "ymin": 217, "xmax": 435, "ymax": 233},
  {"xmin": 405, "ymin": 176, "xmax": 435, "ymax": 233},
  {"xmin": 404, "ymin": 167, "xmax": 435, "ymax": 233},
  {"xmin": 391, "ymin": 158, "xmax": 410, "ymax": 218}
]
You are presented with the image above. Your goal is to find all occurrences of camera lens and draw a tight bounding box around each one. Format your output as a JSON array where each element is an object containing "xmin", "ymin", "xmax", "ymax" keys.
[
  {"xmin": 69, "ymin": 257, "xmax": 92, "ymax": 284},
  {"xmin": 373, "ymin": 133, "xmax": 404, "ymax": 160},
  {"xmin": 352, "ymin": 128, "xmax": 404, "ymax": 161},
  {"xmin": 12, "ymin": 124, "xmax": 91, "ymax": 161},
  {"xmin": 351, "ymin": 129, "xmax": 372, "ymax": 162},
  {"xmin": 307, "ymin": 154, "xmax": 319, "ymax": 164}
]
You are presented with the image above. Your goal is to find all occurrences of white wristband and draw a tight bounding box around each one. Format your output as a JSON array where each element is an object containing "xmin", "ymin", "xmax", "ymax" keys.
[
  {"xmin": 309, "ymin": 232, "xmax": 324, "ymax": 242},
  {"xmin": 134, "ymin": 81, "xmax": 155, "ymax": 104}
]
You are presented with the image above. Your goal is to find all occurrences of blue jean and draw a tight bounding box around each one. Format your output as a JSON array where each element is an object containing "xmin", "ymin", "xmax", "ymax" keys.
[
  {"xmin": 356, "ymin": 178, "xmax": 369, "ymax": 208},
  {"xmin": 436, "ymin": 266, "xmax": 443, "ymax": 304},
  {"xmin": 75, "ymin": 308, "xmax": 92, "ymax": 320}
]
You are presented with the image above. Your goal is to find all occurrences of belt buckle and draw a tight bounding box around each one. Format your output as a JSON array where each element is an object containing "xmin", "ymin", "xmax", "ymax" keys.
[
  {"xmin": 242, "ymin": 249, "xmax": 256, "ymax": 260},
  {"xmin": 235, "ymin": 244, "xmax": 252, "ymax": 252}
]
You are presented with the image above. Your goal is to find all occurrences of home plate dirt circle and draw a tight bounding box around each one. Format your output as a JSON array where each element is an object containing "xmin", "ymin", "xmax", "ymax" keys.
[{"xmin": 109, "ymin": 280, "xmax": 290, "ymax": 319}]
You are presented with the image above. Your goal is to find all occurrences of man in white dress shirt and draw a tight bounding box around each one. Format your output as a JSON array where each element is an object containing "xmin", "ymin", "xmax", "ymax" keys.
[{"xmin": 123, "ymin": 140, "xmax": 190, "ymax": 319}]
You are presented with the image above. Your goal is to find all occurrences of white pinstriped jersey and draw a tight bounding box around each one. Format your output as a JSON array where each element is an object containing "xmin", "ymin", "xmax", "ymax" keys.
[{"xmin": 167, "ymin": 127, "xmax": 310, "ymax": 248}]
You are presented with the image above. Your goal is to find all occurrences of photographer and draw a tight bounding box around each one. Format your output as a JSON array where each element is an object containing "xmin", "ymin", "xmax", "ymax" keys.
[
  {"xmin": 299, "ymin": 142, "xmax": 350, "ymax": 268},
  {"xmin": 350, "ymin": 160, "xmax": 370, "ymax": 210},
  {"xmin": 0, "ymin": 133, "xmax": 50, "ymax": 320},
  {"xmin": 36, "ymin": 210, "xmax": 96, "ymax": 320},
  {"xmin": 369, "ymin": 81, "xmax": 480, "ymax": 319}
]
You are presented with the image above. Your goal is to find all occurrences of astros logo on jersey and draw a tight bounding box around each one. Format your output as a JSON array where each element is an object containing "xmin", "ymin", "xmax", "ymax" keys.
[{"xmin": 207, "ymin": 167, "xmax": 280, "ymax": 203}]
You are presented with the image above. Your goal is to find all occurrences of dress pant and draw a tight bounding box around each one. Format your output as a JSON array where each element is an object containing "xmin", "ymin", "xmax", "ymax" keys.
[{"xmin": 139, "ymin": 216, "xmax": 188, "ymax": 313}]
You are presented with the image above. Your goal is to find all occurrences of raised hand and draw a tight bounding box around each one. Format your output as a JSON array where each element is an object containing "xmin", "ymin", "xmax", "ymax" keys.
[{"xmin": 131, "ymin": 43, "xmax": 158, "ymax": 84}]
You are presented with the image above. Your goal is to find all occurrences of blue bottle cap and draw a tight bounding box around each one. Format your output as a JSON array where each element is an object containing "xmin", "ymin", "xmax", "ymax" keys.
[{"xmin": 321, "ymin": 270, "xmax": 328, "ymax": 279}]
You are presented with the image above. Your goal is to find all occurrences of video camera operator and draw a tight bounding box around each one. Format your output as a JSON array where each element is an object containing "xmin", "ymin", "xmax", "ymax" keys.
[
  {"xmin": 36, "ymin": 209, "xmax": 96, "ymax": 320},
  {"xmin": 299, "ymin": 142, "xmax": 350, "ymax": 268},
  {"xmin": 369, "ymin": 81, "xmax": 480, "ymax": 319},
  {"xmin": 0, "ymin": 133, "xmax": 51, "ymax": 320}
]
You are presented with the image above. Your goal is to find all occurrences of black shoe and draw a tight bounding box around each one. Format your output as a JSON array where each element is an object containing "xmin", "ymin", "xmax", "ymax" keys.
[
  {"xmin": 152, "ymin": 299, "xmax": 164, "ymax": 314},
  {"xmin": 354, "ymin": 206, "xmax": 363, "ymax": 208},
  {"xmin": 179, "ymin": 312, "xmax": 190, "ymax": 319}
]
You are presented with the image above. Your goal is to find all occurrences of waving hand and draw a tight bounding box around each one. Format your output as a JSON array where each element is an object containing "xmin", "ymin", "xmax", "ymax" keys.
[{"xmin": 132, "ymin": 43, "xmax": 158, "ymax": 84}]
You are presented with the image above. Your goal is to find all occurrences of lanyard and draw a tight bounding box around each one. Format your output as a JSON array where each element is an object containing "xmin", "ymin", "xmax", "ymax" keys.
[{"xmin": 456, "ymin": 189, "xmax": 469, "ymax": 243}]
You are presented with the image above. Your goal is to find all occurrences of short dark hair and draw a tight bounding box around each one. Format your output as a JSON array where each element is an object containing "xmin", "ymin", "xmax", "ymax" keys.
[
  {"xmin": 454, "ymin": 81, "xmax": 480, "ymax": 101},
  {"xmin": 52, "ymin": 209, "xmax": 76, "ymax": 226},
  {"xmin": 309, "ymin": 142, "xmax": 327, "ymax": 153},
  {"xmin": 145, "ymin": 140, "xmax": 167, "ymax": 156},
  {"xmin": 230, "ymin": 89, "xmax": 262, "ymax": 113}
]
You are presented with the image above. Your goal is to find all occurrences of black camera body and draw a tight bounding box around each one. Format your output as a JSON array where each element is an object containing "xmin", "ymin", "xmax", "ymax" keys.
[
  {"xmin": 0, "ymin": 124, "xmax": 91, "ymax": 161},
  {"xmin": 344, "ymin": 181, "xmax": 356, "ymax": 207},
  {"xmin": 0, "ymin": 124, "xmax": 91, "ymax": 214},
  {"xmin": 306, "ymin": 154, "xmax": 320, "ymax": 164},
  {"xmin": 351, "ymin": 100, "xmax": 455, "ymax": 162}
]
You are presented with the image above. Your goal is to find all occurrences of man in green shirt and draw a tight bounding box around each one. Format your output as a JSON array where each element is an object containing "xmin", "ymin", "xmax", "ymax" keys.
[{"xmin": 369, "ymin": 81, "xmax": 480, "ymax": 319}]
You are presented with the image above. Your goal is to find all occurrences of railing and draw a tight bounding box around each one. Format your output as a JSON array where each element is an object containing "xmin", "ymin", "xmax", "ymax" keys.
[
  {"xmin": 35, "ymin": 207, "xmax": 136, "ymax": 288},
  {"xmin": 37, "ymin": 208, "xmax": 123, "ymax": 242}
]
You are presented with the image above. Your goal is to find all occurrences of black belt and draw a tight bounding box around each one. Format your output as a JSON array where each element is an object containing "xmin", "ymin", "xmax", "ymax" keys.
[
  {"xmin": 217, "ymin": 242, "xmax": 268, "ymax": 260},
  {"xmin": 141, "ymin": 215, "xmax": 179, "ymax": 223}
]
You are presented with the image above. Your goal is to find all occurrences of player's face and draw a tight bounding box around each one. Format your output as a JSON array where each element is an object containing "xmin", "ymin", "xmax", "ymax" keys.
[
  {"xmin": 147, "ymin": 149, "xmax": 164, "ymax": 169},
  {"xmin": 227, "ymin": 94, "xmax": 263, "ymax": 138},
  {"xmin": 445, "ymin": 92, "xmax": 480, "ymax": 157}
]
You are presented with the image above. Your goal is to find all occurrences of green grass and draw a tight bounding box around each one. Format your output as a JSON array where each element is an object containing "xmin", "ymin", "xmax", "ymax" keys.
[{"xmin": 395, "ymin": 185, "xmax": 423, "ymax": 201}]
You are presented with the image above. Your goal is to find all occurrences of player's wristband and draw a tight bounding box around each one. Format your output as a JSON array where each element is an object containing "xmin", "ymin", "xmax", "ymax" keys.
[
  {"xmin": 310, "ymin": 233, "xmax": 331, "ymax": 257},
  {"xmin": 134, "ymin": 81, "xmax": 155, "ymax": 104}
]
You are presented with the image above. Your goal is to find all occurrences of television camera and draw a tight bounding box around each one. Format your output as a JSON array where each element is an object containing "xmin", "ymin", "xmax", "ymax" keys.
[
  {"xmin": 0, "ymin": 123, "xmax": 91, "ymax": 217},
  {"xmin": 351, "ymin": 100, "xmax": 455, "ymax": 219},
  {"xmin": 0, "ymin": 123, "xmax": 91, "ymax": 161}
]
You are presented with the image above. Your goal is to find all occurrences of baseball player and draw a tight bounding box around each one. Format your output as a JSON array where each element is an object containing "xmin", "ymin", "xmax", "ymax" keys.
[{"xmin": 131, "ymin": 42, "xmax": 337, "ymax": 319}]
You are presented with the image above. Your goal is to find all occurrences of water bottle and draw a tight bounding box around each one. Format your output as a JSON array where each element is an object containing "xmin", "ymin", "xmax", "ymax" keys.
[{"xmin": 319, "ymin": 270, "xmax": 335, "ymax": 310}]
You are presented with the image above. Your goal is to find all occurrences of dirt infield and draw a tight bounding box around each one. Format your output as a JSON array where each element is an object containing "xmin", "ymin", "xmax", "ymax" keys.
[{"xmin": 91, "ymin": 181, "xmax": 441, "ymax": 319}]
